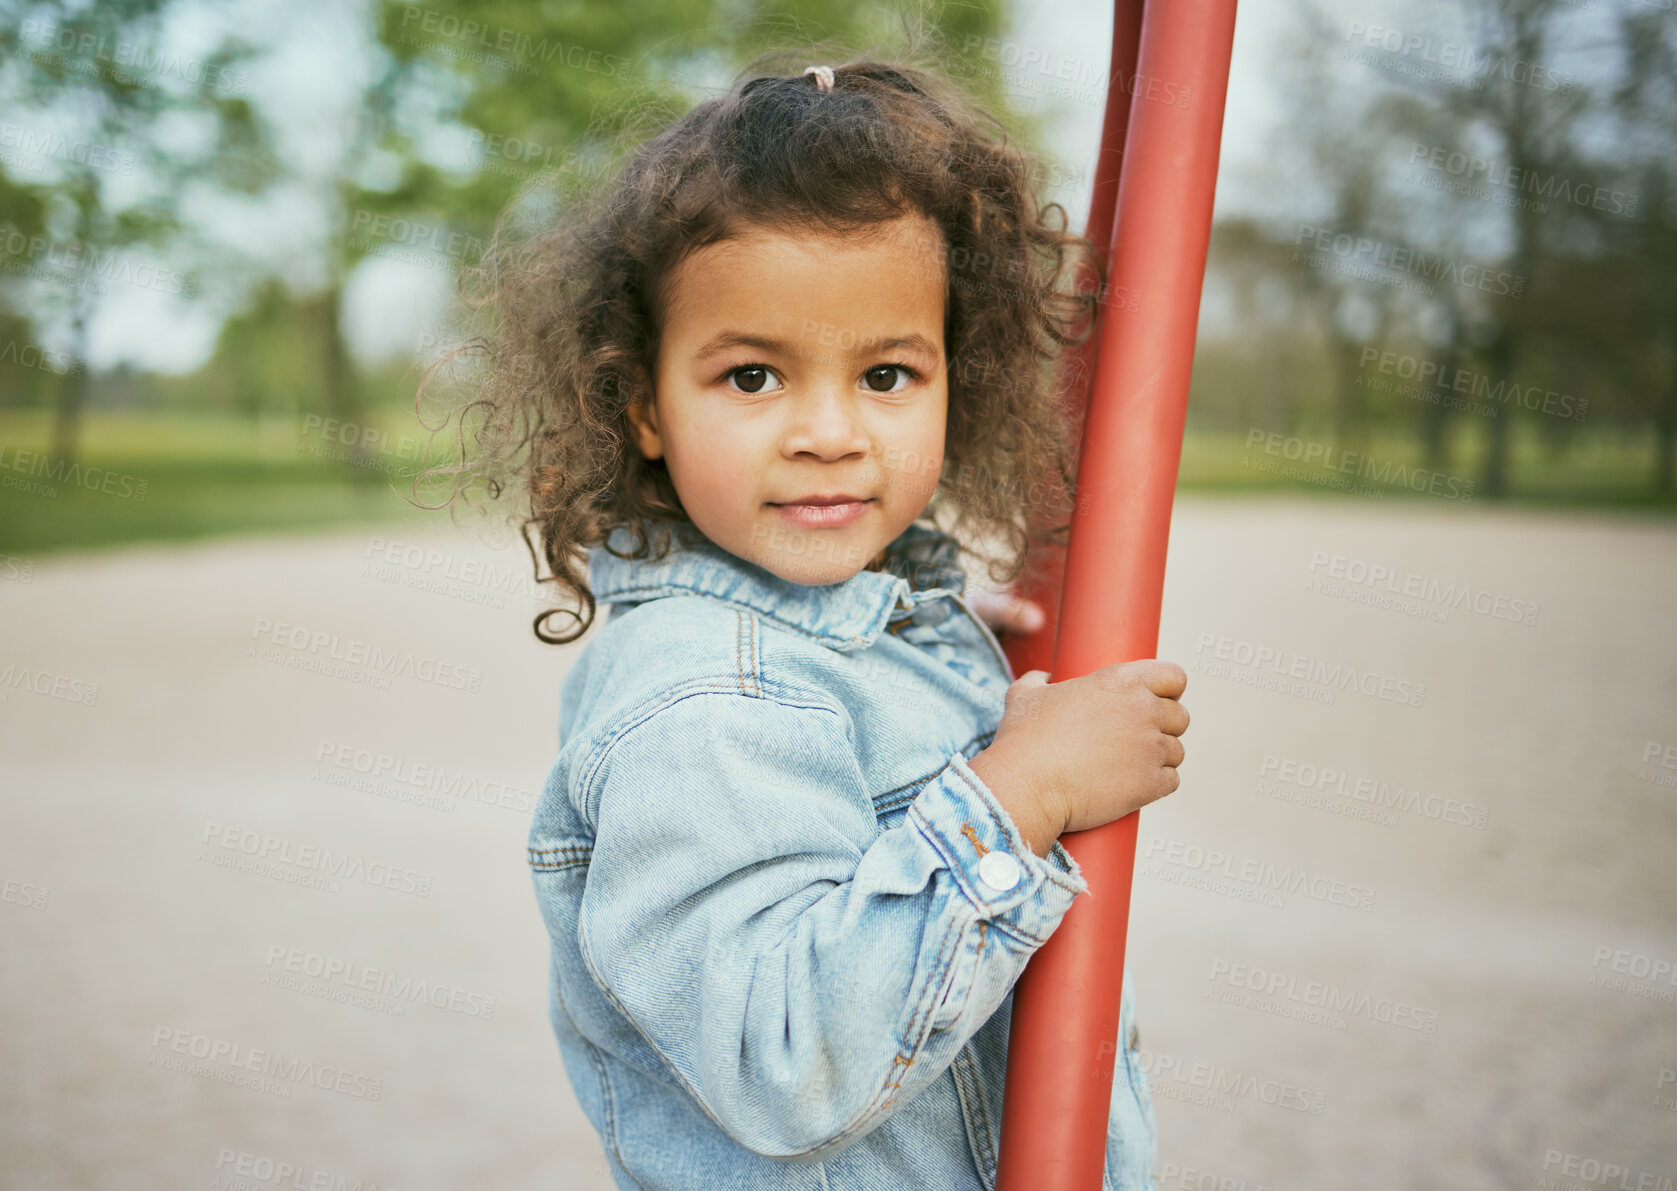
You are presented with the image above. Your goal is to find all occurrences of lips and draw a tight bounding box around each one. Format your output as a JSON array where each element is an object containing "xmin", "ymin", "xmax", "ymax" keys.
[
  {"xmin": 770, "ymin": 494, "xmax": 871, "ymax": 507},
  {"xmin": 768, "ymin": 495, "xmax": 874, "ymax": 530}
]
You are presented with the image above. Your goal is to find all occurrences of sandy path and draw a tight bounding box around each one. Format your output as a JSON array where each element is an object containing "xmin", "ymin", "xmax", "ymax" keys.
[{"xmin": 1, "ymin": 497, "xmax": 1672, "ymax": 1190}]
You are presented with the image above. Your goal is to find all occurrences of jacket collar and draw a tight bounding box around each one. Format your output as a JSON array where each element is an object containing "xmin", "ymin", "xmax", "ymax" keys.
[{"xmin": 588, "ymin": 518, "xmax": 968, "ymax": 653}]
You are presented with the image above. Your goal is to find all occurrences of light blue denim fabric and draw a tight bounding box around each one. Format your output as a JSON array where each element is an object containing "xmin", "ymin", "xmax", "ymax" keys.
[{"xmin": 527, "ymin": 517, "xmax": 1158, "ymax": 1190}]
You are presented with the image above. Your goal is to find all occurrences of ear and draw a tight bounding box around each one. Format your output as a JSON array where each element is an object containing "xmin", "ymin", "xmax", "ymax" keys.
[{"xmin": 622, "ymin": 365, "xmax": 663, "ymax": 460}]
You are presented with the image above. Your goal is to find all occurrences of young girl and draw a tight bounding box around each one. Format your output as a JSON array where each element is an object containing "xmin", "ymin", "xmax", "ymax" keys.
[{"xmin": 462, "ymin": 54, "xmax": 1189, "ymax": 1190}]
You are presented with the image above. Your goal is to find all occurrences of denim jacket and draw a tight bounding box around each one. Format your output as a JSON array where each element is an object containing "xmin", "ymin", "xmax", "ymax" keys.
[{"xmin": 526, "ymin": 518, "xmax": 1158, "ymax": 1190}]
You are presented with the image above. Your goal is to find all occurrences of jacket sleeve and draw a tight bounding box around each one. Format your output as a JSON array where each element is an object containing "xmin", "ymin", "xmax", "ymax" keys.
[{"xmin": 572, "ymin": 682, "xmax": 1089, "ymax": 1160}]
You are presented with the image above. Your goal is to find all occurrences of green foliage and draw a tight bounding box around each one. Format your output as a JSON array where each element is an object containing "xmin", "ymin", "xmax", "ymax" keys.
[{"xmin": 350, "ymin": 0, "xmax": 1025, "ymax": 267}]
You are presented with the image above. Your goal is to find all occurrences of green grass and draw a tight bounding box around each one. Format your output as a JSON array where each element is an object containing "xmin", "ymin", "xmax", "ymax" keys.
[
  {"xmin": 1, "ymin": 409, "xmax": 1671, "ymax": 560},
  {"xmin": 1179, "ymin": 425, "xmax": 1677, "ymax": 509},
  {"xmin": 0, "ymin": 409, "xmax": 460, "ymax": 557}
]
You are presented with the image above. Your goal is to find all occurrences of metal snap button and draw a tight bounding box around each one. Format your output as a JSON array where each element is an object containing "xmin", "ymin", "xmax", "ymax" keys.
[{"xmin": 977, "ymin": 850, "xmax": 1022, "ymax": 892}]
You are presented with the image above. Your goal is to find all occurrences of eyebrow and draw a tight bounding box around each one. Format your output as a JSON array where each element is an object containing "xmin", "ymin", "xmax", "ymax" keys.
[{"xmin": 691, "ymin": 330, "xmax": 942, "ymax": 362}]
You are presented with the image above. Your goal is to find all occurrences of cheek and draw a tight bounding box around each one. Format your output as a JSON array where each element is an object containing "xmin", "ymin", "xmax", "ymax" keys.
[
  {"xmin": 885, "ymin": 394, "xmax": 947, "ymax": 501},
  {"xmin": 663, "ymin": 403, "xmax": 759, "ymax": 502}
]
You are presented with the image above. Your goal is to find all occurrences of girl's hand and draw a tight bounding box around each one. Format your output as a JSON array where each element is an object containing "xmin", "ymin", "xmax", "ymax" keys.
[
  {"xmin": 969, "ymin": 661, "xmax": 1190, "ymax": 855},
  {"xmin": 967, "ymin": 588, "xmax": 1046, "ymax": 637}
]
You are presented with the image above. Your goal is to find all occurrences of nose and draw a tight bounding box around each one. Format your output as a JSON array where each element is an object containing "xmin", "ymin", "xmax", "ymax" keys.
[{"xmin": 780, "ymin": 383, "xmax": 870, "ymax": 462}]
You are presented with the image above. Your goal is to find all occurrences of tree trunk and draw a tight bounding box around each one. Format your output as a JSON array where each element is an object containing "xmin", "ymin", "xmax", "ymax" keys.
[
  {"xmin": 1656, "ymin": 329, "xmax": 1676, "ymax": 493},
  {"xmin": 319, "ymin": 282, "xmax": 373, "ymax": 476},
  {"xmin": 1331, "ymin": 333, "xmax": 1367, "ymax": 455},
  {"xmin": 49, "ymin": 300, "xmax": 92, "ymax": 467},
  {"xmin": 1482, "ymin": 329, "xmax": 1514, "ymax": 498},
  {"xmin": 1420, "ymin": 342, "xmax": 1455, "ymax": 472}
]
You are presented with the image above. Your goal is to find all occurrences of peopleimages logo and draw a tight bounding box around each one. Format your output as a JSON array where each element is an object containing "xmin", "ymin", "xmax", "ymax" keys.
[
  {"xmin": 1142, "ymin": 836, "xmax": 1377, "ymax": 912},
  {"xmin": 262, "ymin": 945, "xmax": 496, "ymax": 1019},
  {"xmin": 198, "ymin": 821, "xmax": 433, "ymax": 898},
  {"xmin": 1306, "ymin": 549, "xmax": 1540, "ymax": 627},
  {"xmin": 1588, "ymin": 945, "xmax": 1677, "ymax": 1004},
  {"xmin": 1245, "ymin": 428, "xmax": 1476, "ymax": 501},
  {"xmin": 248, "ymin": 616, "xmax": 483, "ymax": 693},
  {"xmin": 148, "ymin": 1027, "xmax": 383, "ymax": 1101},
  {"xmin": 1207, "ymin": 958, "xmax": 1440, "ymax": 1034},
  {"xmin": 211, "ymin": 1148, "xmax": 398, "ymax": 1191},
  {"xmin": 0, "ymin": 441, "xmax": 148, "ymax": 501},
  {"xmin": 0, "ymin": 122, "xmax": 135, "ymax": 175},
  {"xmin": 1293, "ymin": 224, "xmax": 1524, "ymax": 299},
  {"xmin": 1156, "ymin": 1163, "xmax": 1278, "ymax": 1191},
  {"xmin": 1258, "ymin": 754, "xmax": 1491, "ymax": 831},
  {"xmin": 0, "ymin": 223, "xmax": 196, "ymax": 296},
  {"xmin": 1538, "ymin": 1150, "xmax": 1673, "ymax": 1191},
  {"xmin": 1134, "ymin": 1046, "xmax": 1327, "ymax": 1115},
  {"xmin": 1194, "ymin": 630, "xmax": 1426, "ymax": 709},
  {"xmin": 1340, "ymin": 21, "xmax": 1573, "ymax": 93},
  {"xmin": 1407, "ymin": 142, "xmax": 1637, "ymax": 217},
  {"xmin": 1357, "ymin": 346, "xmax": 1588, "ymax": 422},
  {"xmin": 312, "ymin": 740, "xmax": 535, "ymax": 814}
]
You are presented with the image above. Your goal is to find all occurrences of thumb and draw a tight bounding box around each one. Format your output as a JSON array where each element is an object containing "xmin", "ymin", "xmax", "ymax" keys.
[{"xmin": 1009, "ymin": 669, "xmax": 1050, "ymax": 696}]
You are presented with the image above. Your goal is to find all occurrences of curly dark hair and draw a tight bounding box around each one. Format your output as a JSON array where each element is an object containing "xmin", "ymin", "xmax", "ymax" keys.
[{"xmin": 419, "ymin": 48, "xmax": 1103, "ymax": 644}]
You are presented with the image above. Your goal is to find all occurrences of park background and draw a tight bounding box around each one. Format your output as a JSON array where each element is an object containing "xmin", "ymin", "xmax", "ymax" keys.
[
  {"xmin": 2, "ymin": 0, "xmax": 1676, "ymax": 548},
  {"xmin": 2, "ymin": 1, "xmax": 1675, "ymax": 1189}
]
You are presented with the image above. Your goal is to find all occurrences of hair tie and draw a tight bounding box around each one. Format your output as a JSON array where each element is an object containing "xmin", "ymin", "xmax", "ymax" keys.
[{"xmin": 803, "ymin": 65, "xmax": 835, "ymax": 93}]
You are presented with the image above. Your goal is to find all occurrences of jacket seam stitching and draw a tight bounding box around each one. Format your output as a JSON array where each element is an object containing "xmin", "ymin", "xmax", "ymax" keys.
[
  {"xmin": 902, "ymin": 910, "xmax": 967, "ymax": 1047},
  {"xmin": 528, "ymin": 846, "xmax": 591, "ymax": 872},
  {"xmin": 952, "ymin": 1046, "xmax": 999, "ymax": 1187},
  {"xmin": 949, "ymin": 762, "xmax": 1086, "ymax": 900},
  {"xmin": 571, "ymin": 684, "xmax": 945, "ymax": 1159},
  {"xmin": 550, "ymin": 959, "xmax": 649, "ymax": 1191},
  {"xmin": 736, "ymin": 608, "xmax": 763, "ymax": 697},
  {"xmin": 907, "ymin": 801, "xmax": 1051, "ymax": 948},
  {"xmin": 576, "ymin": 908, "xmax": 948, "ymax": 1161},
  {"xmin": 967, "ymin": 1046, "xmax": 1001, "ymax": 1184},
  {"xmin": 870, "ymin": 732, "xmax": 992, "ymax": 816},
  {"xmin": 599, "ymin": 583, "xmax": 882, "ymax": 651},
  {"xmin": 574, "ymin": 918, "xmax": 761, "ymax": 1147},
  {"xmin": 575, "ymin": 680, "xmax": 845, "ymax": 828}
]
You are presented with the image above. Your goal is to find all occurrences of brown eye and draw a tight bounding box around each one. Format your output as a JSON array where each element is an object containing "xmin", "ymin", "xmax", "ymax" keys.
[
  {"xmin": 726, "ymin": 366, "xmax": 781, "ymax": 394},
  {"xmin": 864, "ymin": 365, "xmax": 909, "ymax": 392}
]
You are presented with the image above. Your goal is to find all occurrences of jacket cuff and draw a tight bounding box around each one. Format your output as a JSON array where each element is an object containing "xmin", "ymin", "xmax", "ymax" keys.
[{"xmin": 907, "ymin": 753, "xmax": 1089, "ymax": 946}]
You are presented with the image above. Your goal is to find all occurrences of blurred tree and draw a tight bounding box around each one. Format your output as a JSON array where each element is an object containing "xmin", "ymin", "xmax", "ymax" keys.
[
  {"xmin": 0, "ymin": 171, "xmax": 54, "ymax": 406},
  {"xmin": 0, "ymin": 0, "xmax": 276, "ymax": 464},
  {"xmin": 1610, "ymin": 7, "xmax": 1677, "ymax": 492},
  {"xmin": 328, "ymin": 0, "xmax": 1029, "ymax": 426},
  {"xmin": 1214, "ymin": 0, "xmax": 1640, "ymax": 497},
  {"xmin": 1231, "ymin": 2, "xmax": 1442, "ymax": 453},
  {"xmin": 1363, "ymin": 0, "xmax": 1590, "ymax": 496},
  {"xmin": 185, "ymin": 276, "xmax": 321, "ymax": 418},
  {"xmin": 258, "ymin": 0, "xmax": 1027, "ymax": 480}
]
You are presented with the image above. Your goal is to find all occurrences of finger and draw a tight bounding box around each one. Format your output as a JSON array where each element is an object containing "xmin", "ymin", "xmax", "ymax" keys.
[
  {"xmin": 965, "ymin": 588, "xmax": 1005, "ymax": 623},
  {"xmin": 971, "ymin": 588, "xmax": 1046, "ymax": 634},
  {"xmin": 1162, "ymin": 735, "xmax": 1185, "ymax": 768},
  {"xmin": 1138, "ymin": 660, "xmax": 1187, "ymax": 699},
  {"xmin": 1159, "ymin": 699, "xmax": 1190, "ymax": 737},
  {"xmin": 1003, "ymin": 670, "xmax": 1048, "ymax": 712},
  {"xmin": 1010, "ymin": 598, "xmax": 1046, "ymax": 634}
]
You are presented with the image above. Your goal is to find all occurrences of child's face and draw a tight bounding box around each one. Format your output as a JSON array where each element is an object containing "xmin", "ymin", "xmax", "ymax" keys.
[{"xmin": 627, "ymin": 212, "xmax": 948, "ymax": 586}]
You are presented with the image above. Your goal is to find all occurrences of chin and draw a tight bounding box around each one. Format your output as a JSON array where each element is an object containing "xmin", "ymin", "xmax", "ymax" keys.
[
  {"xmin": 762, "ymin": 552, "xmax": 866, "ymax": 588},
  {"xmin": 739, "ymin": 518, "xmax": 887, "ymax": 587}
]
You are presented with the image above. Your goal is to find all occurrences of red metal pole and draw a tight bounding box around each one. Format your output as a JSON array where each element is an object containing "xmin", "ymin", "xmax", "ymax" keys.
[
  {"xmin": 994, "ymin": 3, "xmax": 1239, "ymax": 1188},
  {"xmin": 1002, "ymin": 0, "xmax": 1142, "ymax": 680}
]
